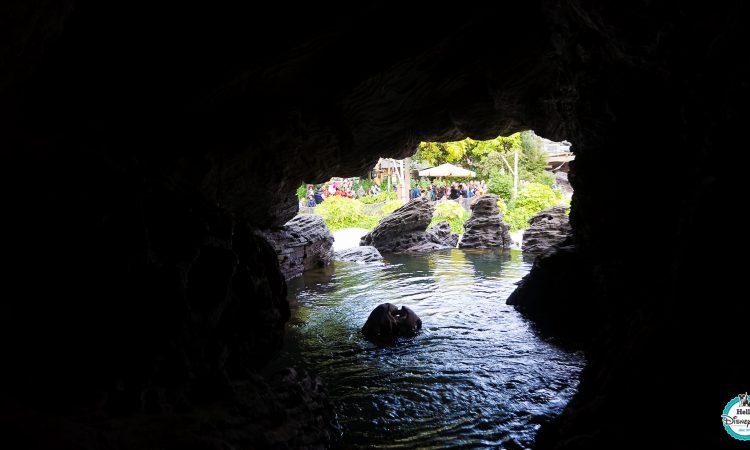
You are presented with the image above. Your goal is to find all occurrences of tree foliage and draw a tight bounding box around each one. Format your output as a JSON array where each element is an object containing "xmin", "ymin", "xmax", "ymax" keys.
[
  {"xmin": 487, "ymin": 172, "xmax": 513, "ymax": 199},
  {"xmin": 505, "ymin": 183, "xmax": 561, "ymax": 231},
  {"xmin": 414, "ymin": 130, "xmax": 549, "ymax": 189}
]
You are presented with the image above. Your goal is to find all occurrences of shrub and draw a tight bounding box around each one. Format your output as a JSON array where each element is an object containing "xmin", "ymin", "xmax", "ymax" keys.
[
  {"xmin": 504, "ymin": 182, "xmax": 561, "ymax": 231},
  {"xmin": 296, "ymin": 183, "xmax": 307, "ymax": 200},
  {"xmin": 315, "ymin": 196, "xmax": 369, "ymax": 231},
  {"xmin": 381, "ymin": 200, "xmax": 403, "ymax": 215},
  {"xmin": 497, "ymin": 196, "xmax": 508, "ymax": 217},
  {"xmin": 487, "ymin": 171, "xmax": 514, "ymax": 200},
  {"xmin": 429, "ymin": 200, "xmax": 470, "ymax": 234},
  {"xmin": 519, "ymin": 168, "xmax": 556, "ymax": 188},
  {"xmin": 360, "ymin": 191, "xmax": 397, "ymax": 204},
  {"xmin": 536, "ymin": 170, "xmax": 556, "ymax": 187}
]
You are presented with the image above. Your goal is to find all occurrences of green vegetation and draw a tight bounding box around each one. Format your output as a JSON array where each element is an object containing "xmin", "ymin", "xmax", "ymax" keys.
[
  {"xmin": 381, "ymin": 200, "xmax": 403, "ymax": 215},
  {"xmin": 296, "ymin": 183, "xmax": 307, "ymax": 200},
  {"xmin": 316, "ymin": 196, "xmax": 377, "ymax": 231},
  {"xmin": 487, "ymin": 172, "xmax": 513, "ymax": 199},
  {"xmin": 414, "ymin": 130, "xmax": 548, "ymax": 182},
  {"xmin": 429, "ymin": 201, "xmax": 470, "ymax": 234},
  {"xmin": 359, "ymin": 191, "xmax": 397, "ymax": 204},
  {"xmin": 412, "ymin": 130, "xmax": 570, "ymax": 231},
  {"xmin": 504, "ymin": 183, "xmax": 561, "ymax": 231},
  {"xmin": 497, "ymin": 196, "xmax": 508, "ymax": 217},
  {"xmin": 314, "ymin": 196, "xmax": 404, "ymax": 231},
  {"xmin": 304, "ymin": 130, "xmax": 568, "ymax": 233}
]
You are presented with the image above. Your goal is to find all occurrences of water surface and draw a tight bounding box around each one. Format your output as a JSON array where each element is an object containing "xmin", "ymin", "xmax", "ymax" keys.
[{"xmin": 273, "ymin": 248, "xmax": 584, "ymax": 449}]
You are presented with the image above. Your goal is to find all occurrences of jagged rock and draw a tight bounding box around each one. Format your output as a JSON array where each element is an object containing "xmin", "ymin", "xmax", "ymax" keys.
[
  {"xmin": 522, "ymin": 206, "xmax": 571, "ymax": 253},
  {"xmin": 458, "ymin": 195, "xmax": 512, "ymax": 248},
  {"xmin": 507, "ymin": 239, "xmax": 597, "ymax": 348},
  {"xmin": 334, "ymin": 246, "xmax": 383, "ymax": 263},
  {"xmin": 262, "ymin": 215, "xmax": 334, "ymax": 279},
  {"xmin": 554, "ymin": 172, "xmax": 574, "ymax": 197},
  {"xmin": 425, "ymin": 221, "xmax": 460, "ymax": 248},
  {"xmin": 360, "ymin": 197, "xmax": 458, "ymax": 253}
]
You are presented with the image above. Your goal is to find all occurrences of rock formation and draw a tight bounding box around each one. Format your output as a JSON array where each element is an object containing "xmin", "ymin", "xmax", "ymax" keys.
[
  {"xmin": 262, "ymin": 215, "xmax": 334, "ymax": 279},
  {"xmin": 507, "ymin": 239, "xmax": 597, "ymax": 347},
  {"xmin": 361, "ymin": 303, "xmax": 422, "ymax": 345},
  {"xmin": 458, "ymin": 195, "xmax": 512, "ymax": 249},
  {"xmin": 554, "ymin": 171, "xmax": 574, "ymax": 197},
  {"xmin": 334, "ymin": 246, "xmax": 383, "ymax": 263},
  {"xmin": 522, "ymin": 206, "xmax": 571, "ymax": 253},
  {"xmin": 360, "ymin": 197, "xmax": 458, "ymax": 253}
]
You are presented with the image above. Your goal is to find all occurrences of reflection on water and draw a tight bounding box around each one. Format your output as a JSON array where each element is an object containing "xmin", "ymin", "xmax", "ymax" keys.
[{"xmin": 270, "ymin": 248, "xmax": 584, "ymax": 449}]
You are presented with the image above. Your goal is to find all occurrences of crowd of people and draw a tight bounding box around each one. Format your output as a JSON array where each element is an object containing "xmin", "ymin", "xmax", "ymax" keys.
[
  {"xmin": 303, "ymin": 178, "xmax": 490, "ymax": 208},
  {"xmin": 410, "ymin": 180, "xmax": 488, "ymax": 202},
  {"xmin": 305, "ymin": 178, "xmax": 361, "ymax": 207}
]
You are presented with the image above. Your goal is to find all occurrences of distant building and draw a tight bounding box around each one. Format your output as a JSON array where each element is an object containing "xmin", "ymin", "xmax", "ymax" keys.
[
  {"xmin": 541, "ymin": 138, "xmax": 574, "ymax": 173},
  {"xmin": 541, "ymin": 138, "xmax": 572, "ymax": 154}
]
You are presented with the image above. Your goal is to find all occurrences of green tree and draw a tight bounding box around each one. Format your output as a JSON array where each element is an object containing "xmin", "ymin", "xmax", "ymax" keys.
[
  {"xmin": 487, "ymin": 171, "xmax": 514, "ymax": 199},
  {"xmin": 519, "ymin": 130, "xmax": 547, "ymax": 178},
  {"xmin": 505, "ymin": 182, "xmax": 561, "ymax": 231},
  {"xmin": 414, "ymin": 141, "xmax": 472, "ymax": 166},
  {"xmin": 415, "ymin": 131, "xmax": 552, "ymax": 189}
]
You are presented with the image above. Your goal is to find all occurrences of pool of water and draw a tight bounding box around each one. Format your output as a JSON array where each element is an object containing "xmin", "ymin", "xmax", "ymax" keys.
[{"xmin": 270, "ymin": 248, "xmax": 584, "ymax": 449}]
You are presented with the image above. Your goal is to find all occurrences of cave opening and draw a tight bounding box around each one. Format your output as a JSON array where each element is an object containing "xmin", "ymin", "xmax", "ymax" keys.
[
  {"xmin": 263, "ymin": 129, "xmax": 579, "ymax": 448},
  {"xmin": 1, "ymin": 3, "xmax": 746, "ymax": 449}
]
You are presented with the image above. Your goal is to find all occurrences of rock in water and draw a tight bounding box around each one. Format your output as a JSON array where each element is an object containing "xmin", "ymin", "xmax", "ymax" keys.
[
  {"xmin": 458, "ymin": 194, "xmax": 512, "ymax": 248},
  {"xmin": 360, "ymin": 197, "xmax": 458, "ymax": 253},
  {"xmin": 334, "ymin": 246, "xmax": 383, "ymax": 263},
  {"xmin": 362, "ymin": 303, "xmax": 422, "ymax": 345},
  {"xmin": 522, "ymin": 206, "xmax": 571, "ymax": 253},
  {"xmin": 261, "ymin": 215, "xmax": 334, "ymax": 279}
]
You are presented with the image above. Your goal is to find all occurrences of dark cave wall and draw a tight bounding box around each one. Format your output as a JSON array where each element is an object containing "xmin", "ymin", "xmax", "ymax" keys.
[
  {"xmin": 529, "ymin": 3, "xmax": 746, "ymax": 449},
  {"xmin": 1, "ymin": 1, "xmax": 746, "ymax": 449}
]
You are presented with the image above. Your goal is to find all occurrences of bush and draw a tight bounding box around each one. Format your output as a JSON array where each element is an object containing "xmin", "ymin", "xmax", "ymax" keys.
[
  {"xmin": 504, "ymin": 182, "xmax": 561, "ymax": 231},
  {"xmin": 314, "ymin": 196, "xmax": 406, "ymax": 231},
  {"xmin": 487, "ymin": 171, "xmax": 514, "ymax": 200},
  {"xmin": 497, "ymin": 196, "xmax": 508, "ymax": 217},
  {"xmin": 536, "ymin": 170, "xmax": 556, "ymax": 187},
  {"xmin": 360, "ymin": 191, "xmax": 397, "ymax": 204},
  {"xmin": 296, "ymin": 183, "xmax": 307, "ymax": 200},
  {"xmin": 381, "ymin": 200, "xmax": 403, "ymax": 215},
  {"xmin": 519, "ymin": 168, "xmax": 556, "ymax": 187},
  {"xmin": 315, "ymin": 196, "xmax": 371, "ymax": 231},
  {"xmin": 352, "ymin": 178, "xmax": 371, "ymax": 194},
  {"xmin": 429, "ymin": 200, "xmax": 470, "ymax": 234}
]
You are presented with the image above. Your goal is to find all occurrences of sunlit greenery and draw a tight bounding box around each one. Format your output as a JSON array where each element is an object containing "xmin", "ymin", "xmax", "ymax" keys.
[
  {"xmin": 429, "ymin": 201, "xmax": 470, "ymax": 233},
  {"xmin": 359, "ymin": 191, "xmax": 397, "ymax": 204},
  {"xmin": 414, "ymin": 130, "xmax": 548, "ymax": 183},
  {"xmin": 487, "ymin": 172, "xmax": 513, "ymax": 199},
  {"xmin": 315, "ymin": 196, "xmax": 375, "ymax": 231},
  {"xmin": 504, "ymin": 183, "xmax": 562, "ymax": 231},
  {"xmin": 314, "ymin": 197, "xmax": 404, "ymax": 231}
]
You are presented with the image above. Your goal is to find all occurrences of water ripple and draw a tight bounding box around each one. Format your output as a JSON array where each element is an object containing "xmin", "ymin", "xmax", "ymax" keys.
[{"xmin": 270, "ymin": 248, "xmax": 584, "ymax": 449}]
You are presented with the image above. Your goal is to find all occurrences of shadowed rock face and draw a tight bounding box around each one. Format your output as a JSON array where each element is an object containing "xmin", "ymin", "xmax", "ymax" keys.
[
  {"xmin": 458, "ymin": 194, "xmax": 512, "ymax": 249},
  {"xmin": 360, "ymin": 197, "xmax": 458, "ymax": 253},
  {"xmin": 522, "ymin": 206, "xmax": 571, "ymax": 254},
  {"xmin": 0, "ymin": 2, "xmax": 745, "ymax": 449},
  {"xmin": 261, "ymin": 214, "xmax": 334, "ymax": 279}
]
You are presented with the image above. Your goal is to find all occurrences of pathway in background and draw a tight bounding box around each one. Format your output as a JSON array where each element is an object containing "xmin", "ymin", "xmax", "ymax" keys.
[{"xmin": 332, "ymin": 228, "xmax": 370, "ymax": 251}]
